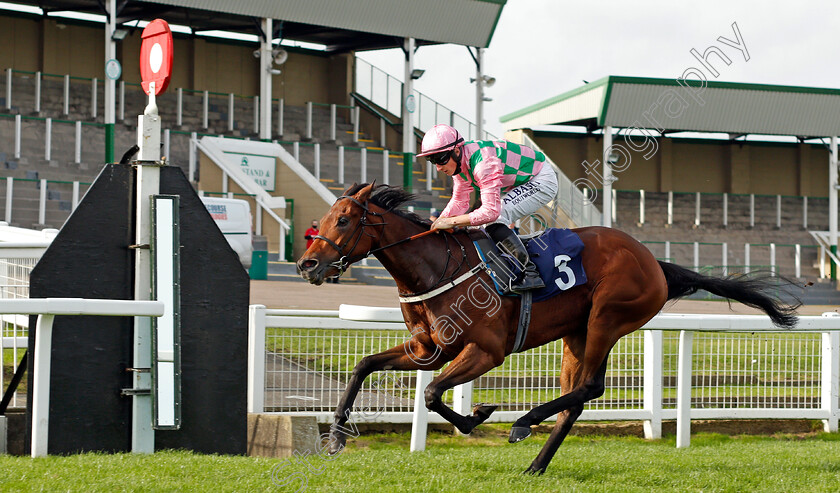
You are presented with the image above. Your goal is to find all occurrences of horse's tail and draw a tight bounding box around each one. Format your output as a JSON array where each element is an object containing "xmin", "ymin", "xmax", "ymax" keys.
[{"xmin": 658, "ymin": 261, "xmax": 801, "ymax": 329}]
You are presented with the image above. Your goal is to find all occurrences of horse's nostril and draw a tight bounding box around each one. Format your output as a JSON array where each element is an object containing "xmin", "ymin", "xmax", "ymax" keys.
[{"xmin": 299, "ymin": 258, "xmax": 319, "ymax": 271}]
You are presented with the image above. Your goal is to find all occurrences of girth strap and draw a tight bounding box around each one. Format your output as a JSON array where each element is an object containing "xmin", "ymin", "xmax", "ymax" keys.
[{"xmin": 512, "ymin": 290, "xmax": 533, "ymax": 353}]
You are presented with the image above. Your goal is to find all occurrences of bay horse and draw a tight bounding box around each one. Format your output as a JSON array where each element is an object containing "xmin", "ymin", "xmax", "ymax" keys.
[{"xmin": 296, "ymin": 183, "xmax": 799, "ymax": 475}]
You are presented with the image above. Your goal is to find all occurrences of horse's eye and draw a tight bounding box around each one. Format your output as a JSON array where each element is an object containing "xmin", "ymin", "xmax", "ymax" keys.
[{"xmin": 337, "ymin": 217, "xmax": 349, "ymax": 227}]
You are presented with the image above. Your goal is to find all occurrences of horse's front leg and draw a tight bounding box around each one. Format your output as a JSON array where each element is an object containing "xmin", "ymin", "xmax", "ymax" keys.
[
  {"xmin": 328, "ymin": 338, "xmax": 447, "ymax": 454},
  {"xmin": 423, "ymin": 343, "xmax": 502, "ymax": 435}
]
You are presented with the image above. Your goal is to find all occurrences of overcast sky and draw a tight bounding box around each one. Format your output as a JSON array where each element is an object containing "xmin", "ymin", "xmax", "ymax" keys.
[{"xmin": 358, "ymin": 0, "xmax": 834, "ymax": 138}]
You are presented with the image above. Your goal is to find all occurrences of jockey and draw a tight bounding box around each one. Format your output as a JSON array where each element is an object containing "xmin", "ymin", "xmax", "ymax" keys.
[{"xmin": 420, "ymin": 124, "xmax": 558, "ymax": 292}]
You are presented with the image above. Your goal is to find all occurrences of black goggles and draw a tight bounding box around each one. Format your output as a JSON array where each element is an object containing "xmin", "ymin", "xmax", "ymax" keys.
[{"xmin": 428, "ymin": 150, "xmax": 453, "ymax": 166}]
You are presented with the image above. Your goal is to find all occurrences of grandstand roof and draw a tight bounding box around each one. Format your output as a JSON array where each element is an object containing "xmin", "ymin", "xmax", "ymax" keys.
[
  {"xmin": 500, "ymin": 76, "xmax": 840, "ymax": 138},
  {"xmin": 12, "ymin": 0, "xmax": 506, "ymax": 52}
]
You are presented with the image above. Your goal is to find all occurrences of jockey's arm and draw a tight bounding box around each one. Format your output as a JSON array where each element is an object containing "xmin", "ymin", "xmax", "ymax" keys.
[{"xmin": 432, "ymin": 160, "xmax": 503, "ymax": 231}]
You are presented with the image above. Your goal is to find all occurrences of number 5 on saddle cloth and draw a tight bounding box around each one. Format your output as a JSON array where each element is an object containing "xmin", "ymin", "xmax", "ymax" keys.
[{"xmin": 474, "ymin": 228, "xmax": 587, "ymax": 301}]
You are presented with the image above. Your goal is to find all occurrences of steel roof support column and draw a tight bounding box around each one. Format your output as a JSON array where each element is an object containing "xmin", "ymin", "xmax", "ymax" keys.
[
  {"xmin": 602, "ymin": 126, "xmax": 614, "ymax": 227},
  {"xmin": 259, "ymin": 18, "xmax": 273, "ymax": 141},
  {"xmin": 830, "ymin": 136, "xmax": 838, "ymax": 280},
  {"xmin": 475, "ymin": 47, "xmax": 484, "ymax": 141},
  {"xmin": 402, "ymin": 37, "xmax": 416, "ymax": 193}
]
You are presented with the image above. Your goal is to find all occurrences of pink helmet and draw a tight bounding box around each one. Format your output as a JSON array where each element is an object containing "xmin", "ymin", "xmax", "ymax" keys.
[{"xmin": 417, "ymin": 124, "xmax": 464, "ymax": 157}]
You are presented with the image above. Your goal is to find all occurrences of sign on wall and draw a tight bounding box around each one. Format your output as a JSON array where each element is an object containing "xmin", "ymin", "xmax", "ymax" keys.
[{"xmin": 224, "ymin": 152, "xmax": 276, "ymax": 192}]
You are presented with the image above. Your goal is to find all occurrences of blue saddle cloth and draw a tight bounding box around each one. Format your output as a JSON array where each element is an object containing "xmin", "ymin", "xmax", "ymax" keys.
[
  {"xmin": 473, "ymin": 228, "xmax": 587, "ymax": 302},
  {"xmin": 526, "ymin": 228, "xmax": 587, "ymax": 302}
]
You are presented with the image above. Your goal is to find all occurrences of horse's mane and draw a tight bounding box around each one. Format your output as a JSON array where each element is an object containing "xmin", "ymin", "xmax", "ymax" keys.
[{"xmin": 344, "ymin": 183, "xmax": 432, "ymax": 228}]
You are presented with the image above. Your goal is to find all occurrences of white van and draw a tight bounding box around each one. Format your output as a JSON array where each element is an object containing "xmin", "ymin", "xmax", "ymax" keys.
[{"xmin": 200, "ymin": 197, "xmax": 253, "ymax": 269}]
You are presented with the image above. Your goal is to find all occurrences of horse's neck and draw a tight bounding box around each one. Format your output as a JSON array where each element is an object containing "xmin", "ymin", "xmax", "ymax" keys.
[{"xmin": 373, "ymin": 223, "xmax": 470, "ymax": 295}]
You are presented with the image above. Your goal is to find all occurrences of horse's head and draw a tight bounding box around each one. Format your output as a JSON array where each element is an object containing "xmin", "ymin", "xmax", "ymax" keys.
[{"xmin": 297, "ymin": 182, "xmax": 381, "ymax": 284}]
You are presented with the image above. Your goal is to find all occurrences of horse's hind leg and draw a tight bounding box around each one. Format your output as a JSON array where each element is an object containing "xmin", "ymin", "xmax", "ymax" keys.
[
  {"xmin": 523, "ymin": 333, "xmax": 588, "ymax": 475},
  {"xmin": 423, "ymin": 343, "xmax": 502, "ymax": 434}
]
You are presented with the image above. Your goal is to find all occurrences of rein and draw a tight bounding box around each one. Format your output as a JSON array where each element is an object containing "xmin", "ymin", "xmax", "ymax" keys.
[{"xmin": 311, "ymin": 195, "xmax": 470, "ymax": 296}]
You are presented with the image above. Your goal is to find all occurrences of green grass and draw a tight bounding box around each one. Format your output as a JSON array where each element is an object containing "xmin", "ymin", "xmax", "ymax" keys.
[{"xmin": 1, "ymin": 430, "xmax": 839, "ymax": 492}]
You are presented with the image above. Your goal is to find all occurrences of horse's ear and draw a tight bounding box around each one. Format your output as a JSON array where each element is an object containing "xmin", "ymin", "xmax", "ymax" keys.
[
  {"xmin": 343, "ymin": 182, "xmax": 359, "ymax": 196},
  {"xmin": 354, "ymin": 181, "xmax": 376, "ymax": 203}
]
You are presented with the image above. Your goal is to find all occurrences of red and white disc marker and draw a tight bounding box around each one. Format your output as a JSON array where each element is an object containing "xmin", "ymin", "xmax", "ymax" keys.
[{"xmin": 139, "ymin": 19, "xmax": 173, "ymax": 96}]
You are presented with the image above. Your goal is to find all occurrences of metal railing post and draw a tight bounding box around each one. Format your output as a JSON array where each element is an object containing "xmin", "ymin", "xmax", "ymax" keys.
[
  {"xmin": 776, "ymin": 194, "xmax": 782, "ymax": 228},
  {"xmin": 314, "ymin": 143, "xmax": 321, "ymax": 180},
  {"xmin": 749, "ymin": 193, "xmax": 755, "ymax": 228},
  {"xmin": 293, "ymin": 141, "xmax": 299, "ymax": 162},
  {"xmin": 639, "ymin": 190, "xmax": 645, "ymax": 225},
  {"xmin": 188, "ymin": 132, "xmax": 197, "ymax": 182},
  {"xmin": 5, "ymin": 68, "xmax": 12, "ymax": 110},
  {"xmin": 643, "ymin": 330, "xmax": 663, "ymax": 439},
  {"xmin": 34, "ymin": 71, "xmax": 41, "ymax": 113},
  {"xmin": 330, "ymin": 103, "xmax": 336, "ymax": 141},
  {"xmin": 821, "ymin": 330, "xmax": 840, "ymax": 432},
  {"xmin": 91, "ymin": 77, "xmax": 97, "ymax": 119},
  {"xmin": 228, "ymin": 93, "xmax": 235, "ymax": 132},
  {"xmin": 722, "ymin": 242, "xmax": 728, "ymax": 276},
  {"xmin": 163, "ymin": 129, "xmax": 170, "ymax": 160},
  {"xmin": 277, "ymin": 98, "xmax": 284, "ymax": 137},
  {"xmin": 72, "ymin": 181, "xmax": 79, "ymax": 211},
  {"xmin": 676, "ymin": 330, "xmax": 694, "ymax": 448},
  {"xmin": 63, "ymin": 74, "xmax": 70, "ymax": 115},
  {"xmin": 770, "ymin": 243, "xmax": 776, "ymax": 275},
  {"xmin": 119, "ymin": 81, "xmax": 125, "ymax": 122},
  {"xmin": 795, "ymin": 244, "xmax": 801, "ymax": 278},
  {"xmin": 665, "ymin": 241, "xmax": 671, "ymax": 263},
  {"xmin": 612, "ymin": 188, "xmax": 617, "ymax": 224},
  {"xmin": 694, "ymin": 192, "xmax": 701, "ymax": 227},
  {"xmin": 306, "ymin": 101, "xmax": 313, "ymax": 140},
  {"xmin": 5, "ymin": 177, "xmax": 13, "ymax": 223},
  {"xmin": 202, "ymin": 90, "xmax": 209, "ymax": 129},
  {"xmin": 693, "ymin": 242, "xmax": 699, "ymax": 272},
  {"xmin": 44, "ymin": 118, "xmax": 51, "ymax": 161},
  {"xmin": 667, "ymin": 191, "xmax": 673, "ymax": 226},
  {"xmin": 247, "ymin": 304, "xmax": 267, "ymax": 413},
  {"xmin": 745, "ymin": 243, "xmax": 751, "ymax": 274},
  {"xmin": 361, "ymin": 148, "xmax": 367, "ymax": 183},
  {"xmin": 353, "ymin": 107, "xmax": 360, "ymax": 142},
  {"xmin": 803, "ymin": 196, "xmax": 808, "ymax": 229},
  {"xmin": 14, "ymin": 114, "xmax": 21, "ymax": 159},
  {"xmin": 75, "ymin": 121, "xmax": 82, "ymax": 163},
  {"xmin": 723, "ymin": 192, "xmax": 728, "ymax": 228},
  {"xmin": 39, "ymin": 179, "xmax": 47, "ymax": 225},
  {"xmin": 31, "ymin": 313, "xmax": 56, "ymax": 457},
  {"xmin": 380, "ymin": 118, "xmax": 386, "ymax": 148},
  {"xmin": 176, "ymin": 88, "xmax": 183, "ymax": 127},
  {"xmin": 410, "ymin": 369, "xmax": 433, "ymax": 452},
  {"xmin": 253, "ymin": 95, "xmax": 259, "ymax": 135},
  {"xmin": 338, "ymin": 146, "xmax": 345, "ymax": 184}
]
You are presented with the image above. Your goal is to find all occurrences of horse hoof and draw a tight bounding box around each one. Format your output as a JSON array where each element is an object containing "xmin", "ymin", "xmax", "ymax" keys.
[{"xmin": 508, "ymin": 426, "xmax": 531, "ymax": 443}]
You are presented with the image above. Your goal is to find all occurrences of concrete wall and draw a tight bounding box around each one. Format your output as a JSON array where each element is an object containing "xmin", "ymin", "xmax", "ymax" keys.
[
  {"xmin": 0, "ymin": 13, "xmax": 352, "ymax": 107},
  {"xmin": 527, "ymin": 130, "xmax": 832, "ymax": 198}
]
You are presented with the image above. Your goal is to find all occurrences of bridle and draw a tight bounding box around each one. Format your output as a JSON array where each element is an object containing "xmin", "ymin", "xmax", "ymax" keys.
[{"xmin": 310, "ymin": 195, "xmax": 469, "ymax": 293}]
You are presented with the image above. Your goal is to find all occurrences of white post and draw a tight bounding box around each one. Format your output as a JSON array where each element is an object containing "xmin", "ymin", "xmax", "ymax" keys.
[
  {"xmin": 475, "ymin": 46, "xmax": 484, "ymax": 141},
  {"xmin": 14, "ymin": 114, "xmax": 20, "ymax": 159},
  {"xmin": 228, "ymin": 93, "xmax": 235, "ymax": 132},
  {"xmin": 5, "ymin": 68, "xmax": 11, "ymax": 110},
  {"xmin": 831, "ymin": 137, "xmax": 838, "ymax": 272},
  {"xmin": 306, "ymin": 102, "xmax": 313, "ymax": 140},
  {"xmin": 770, "ymin": 243, "xmax": 776, "ymax": 275},
  {"xmin": 380, "ymin": 118, "xmax": 386, "ymax": 148},
  {"xmin": 253, "ymin": 95, "xmax": 259, "ymax": 135},
  {"xmin": 247, "ymin": 304, "xmax": 267, "ymax": 413},
  {"xmin": 277, "ymin": 98, "xmax": 284, "ymax": 137},
  {"xmin": 39, "ymin": 179, "xmax": 46, "ymax": 225},
  {"xmin": 821, "ymin": 331, "xmax": 840, "ymax": 432},
  {"xmin": 133, "ymin": 83, "xmax": 161, "ymax": 454},
  {"xmin": 314, "ymin": 143, "xmax": 320, "ymax": 180},
  {"xmin": 383, "ymin": 150, "xmax": 390, "ymax": 184},
  {"xmin": 119, "ymin": 81, "xmax": 125, "ymax": 122},
  {"xmin": 188, "ymin": 132, "xmax": 197, "ymax": 182},
  {"xmin": 72, "ymin": 181, "xmax": 79, "ymax": 211},
  {"xmin": 202, "ymin": 90, "xmax": 209, "ymax": 129},
  {"xmin": 795, "ymin": 244, "xmax": 801, "ymax": 278},
  {"xmin": 31, "ymin": 314, "xmax": 56, "ymax": 457},
  {"xmin": 34, "ymin": 71, "xmax": 41, "ymax": 113},
  {"xmin": 776, "ymin": 194, "xmax": 782, "ymax": 229},
  {"xmin": 745, "ymin": 243, "xmax": 751, "ymax": 274},
  {"xmin": 402, "ymin": 38, "xmax": 416, "ymax": 157},
  {"xmin": 803, "ymin": 196, "xmax": 808, "ymax": 229},
  {"xmin": 643, "ymin": 330, "xmax": 663, "ymax": 439},
  {"xmin": 694, "ymin": 192, "xmax": 701, "ymax": 227},
  {"xmin": 611, "ymin": 188, "xmax": 617, "ymax": 224},
  {"xmin": 452, "ymin": 382, "xmax": 473, "ymax": 436},
  {"xmin": 749, "ymin": 194, "xmax": 755, "ymax": 228},
  {"xmin": 665, "ymin": 241, "xmax": 671, "ymax": 263},
  {"xmin": 693, "ymin": 242, "xmax": 699, "ymax": 272},
  {"xmin": 821, "ymin": 246, "xmax": 826, "ymax": 279},
  {"xmin": 722, "ymin": 242, "xmax": 728, "ymax": 277},
  {"xmin": 667, "ymin": 191, "xmax": 673, "ymax": 226},
  {"xmin": 639, "ymin": 189, "xmax": 645, "ymax": 225},
  {"xmin": 338, "ymin": 146, "xmax": 345, "ymax": 184},
  {"xmin": 603, "ymin": 126, "xmax": 613, "ymax": 227},
  {"xmin": 104, "ymin": 0, "xmax": 116, "ymax": 130},
  {"xmin": 63, "ymin": 74, "xmax": 70, "ymax": 115},
  {"xmin": 293, "ymin": 141, "xmax": 299, "ymax": 162},
  {"xmin": 44, "ymin": 118, "xmax": 51, "ymax": 161},
  {"xmin": 75, "ymin": 121, "xmax": 82, "ymax": 163},
  {"xmin": 330, "ymin": 104, "xmax": 336, "ymax": 141},
  {"xmin": 361, "ymin": 148, "xmax": 367, "ymax": 183},
  {"xmin": 163, "ymin": 129, "xmax": 170, "ymax": 160},
  {"xmin": 176, "ymin": 88, "xmax": 183, "ymax": 126},
  {"xmin": 410, "ymin": 369, "xmax": 433, "ymax": 452},
  {"xmin": 259, "ymin": 18, "xmax": 272, "ymax": 140},
  {"xmin": 676, "ymin": 330, "xmax": 694, "ymax": 448},
  {"xmin": 353, "ymin": 107, "xmax": 360, "ymax": 143},
  {"xmin": 4, "ymin": 177, "xmax": 12, "ymax": 223},
  {"xmin": 91, "ymin": 77, "xmax": 98, "ymax": 119},
  {"xmin": 723, "ymin": 192, "xmax": 728, "ymax": 228}
]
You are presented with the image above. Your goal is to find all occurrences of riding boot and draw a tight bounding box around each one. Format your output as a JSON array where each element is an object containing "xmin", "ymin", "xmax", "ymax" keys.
[{"xmin": 486, "ymin": 223, "xmax": 545, "ymax": 292}]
